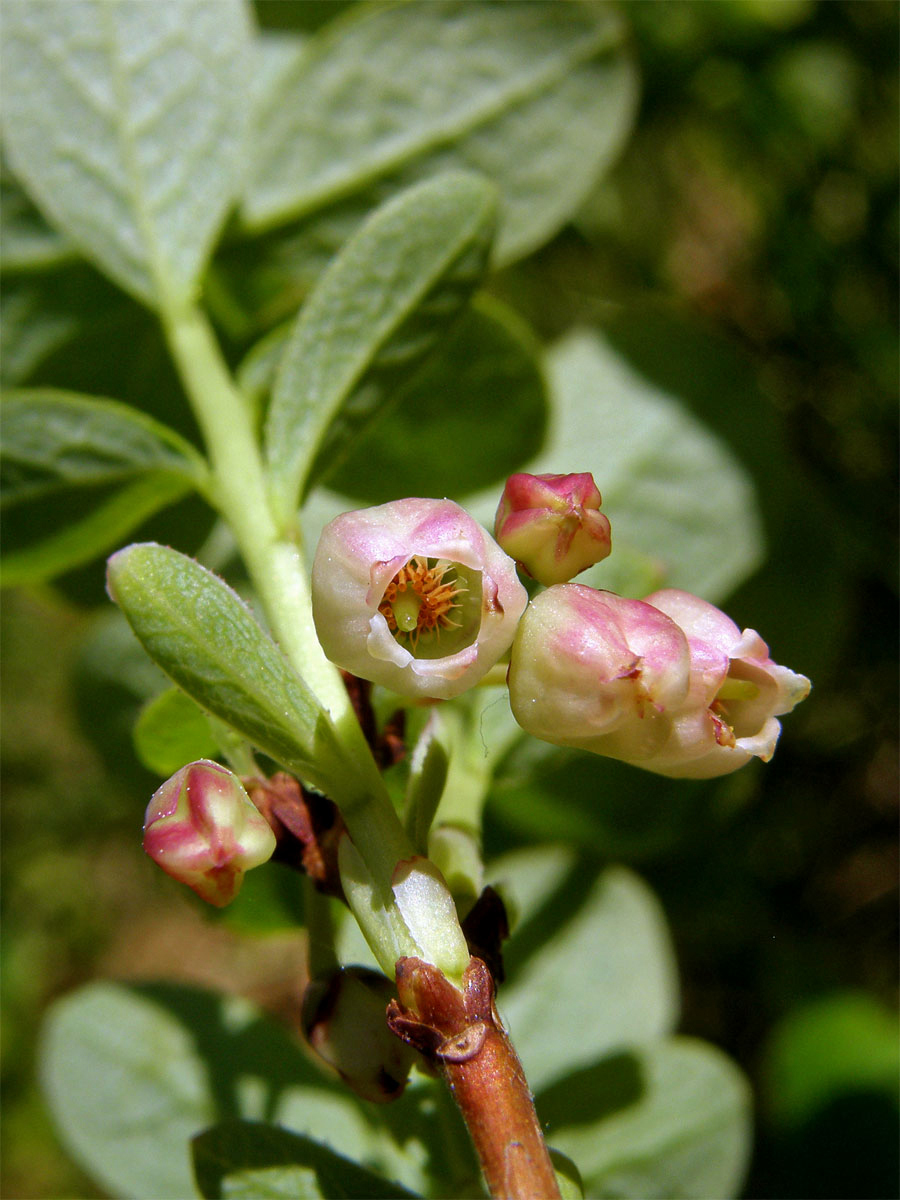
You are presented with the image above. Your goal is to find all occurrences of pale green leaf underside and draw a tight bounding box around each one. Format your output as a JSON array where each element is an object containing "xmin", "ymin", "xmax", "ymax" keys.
[
  {"xmin": 494, "ymin": 850, "xmax": 680, "ymax": 1093},
  {"xmin": 464, "ymin": 329, "xmax": 765, "ymax": 603},
  {"xmin": 40, "ymin": 982, "xmax": 449, "ymax": 1200},
  {"xmin": 244, "ymin": 1, "xmax": 636, "ymax": 265},
  {"xmin": 106, "ymin": 543, "xmax": 336, "ymax": 788},
  {"xmin": 264, "ymin": 171, "xmax": 496, "ymax": 518},
  {"xmin": 1, "ymin": 0, "xmax": 251, "ymax": 307},
  {"xmin": 548, "ymin": 1038, "xmax": 752, "ymax": 1200}
]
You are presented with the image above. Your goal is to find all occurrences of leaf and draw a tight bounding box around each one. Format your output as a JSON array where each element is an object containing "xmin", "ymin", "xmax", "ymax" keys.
[
  {"xmin": 1, "ymin": 389, "xmax": 206, "ymax": 506},
  {"xmin": 463, "ymin": 329, "xmax": 766, "ymax": 602},
  {"xmin": 491, "ymin": 849, "xmax": 680, "ymax": 1092},
  {"xmin": 133, "ymin": 686, "xmax": 219, "ymax": 777},
  {"xmin": 264, "ymin": 172, "xmax": 496, "ymax": 518},
  {"xmin": 543, "ymin": 1038, "xmax": 752, "ymax": 1200},
  {"xmin": 326, "ymin": 295, "xmax": 548, "ymax": 503},
  {"xmin": 192, "ymin": 1120, "xmax": 421, "ymax": 1200},
  {"xmin": 40, "ymin": 981, "xmax": 473, "ymax": 1200},
  {"xmin": 106, "ymin": 542, "xmax": 339, "ymax": 790},
  {"xmin": 243, "ymin": 1, "xmax": 638, "ymax": 265},
  {"xmin": 0, "ymin": 390, "xmax": 208, "ymax": 583},
  {"xmin": 1, "ymin": 0, "xmax": 252, "ymax": 307}
]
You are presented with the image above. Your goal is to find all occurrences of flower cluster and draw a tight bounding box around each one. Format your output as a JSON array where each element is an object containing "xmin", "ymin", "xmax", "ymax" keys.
[{"xmin": 310, "ymin": 475, "xmax": 809, "ymax": 780}]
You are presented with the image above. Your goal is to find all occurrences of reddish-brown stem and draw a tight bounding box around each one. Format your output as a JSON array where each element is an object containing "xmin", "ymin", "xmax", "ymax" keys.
[{"xmin": 388, "ymin": 956, "xmax": 561, "ymax": 1200}]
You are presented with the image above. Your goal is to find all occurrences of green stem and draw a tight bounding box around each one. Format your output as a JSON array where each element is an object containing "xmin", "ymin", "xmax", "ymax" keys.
[{"xmin": 160, "ymin": 299, "xmax": 413, "ymax": 886}]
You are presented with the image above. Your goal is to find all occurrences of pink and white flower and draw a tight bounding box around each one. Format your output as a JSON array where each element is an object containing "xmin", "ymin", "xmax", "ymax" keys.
[
  {"xmin": 508, "ymin": 583, "xmax": 810, "ymax": 779},
  {"xmin": 311, "ymin": 498, "xmax": 527, "ymax": 700},
  {"xmin": 142, "ymin": 760, "xmax": 276, "ymax": 906},
  {"xmin": 494, "ymin": 472, "xmax": 612, "ymax": 586}
]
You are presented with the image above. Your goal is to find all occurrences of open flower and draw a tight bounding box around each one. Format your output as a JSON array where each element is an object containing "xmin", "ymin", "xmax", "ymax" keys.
[
  {"xmin": 312, "ymin": 498, "xmax": 527, "ymax": 699},
  {"xmin": 507, "ymin": 584, "xmax": 692, "ymax": 761},
  {"xmin": 142, "ymin": 760, "xmax": 276, "ymax": 906},
  {"xmin": 494, "ymin": 471, "xmax": 612, "ymax": 586},
  {"xmin": 639, "ymin": 588, "xmax": 811, "ymax": 778}
]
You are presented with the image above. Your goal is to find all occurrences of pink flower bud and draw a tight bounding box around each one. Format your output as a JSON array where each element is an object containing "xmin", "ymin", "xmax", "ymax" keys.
[
  {"xmin": 142, "ymin": 760, "xmax": 276, "ymax": 906},
  {"xmin": 507, "ymin": 584, "xmax": 692, "ymax": 761},
  {"xmin": 639, "ymin": 589, "xmax": 811, "ymax": 778},
  {"xmin": 311, "ymin": 498, "xmax": 527, "ymax": 699},
  {"xmin": 302, "ymin": 966, "xmax": 421, "ymax": 1103},
  {"xmin": 494, "ymin": 472, "xmax": 612, "ymax": 586}
]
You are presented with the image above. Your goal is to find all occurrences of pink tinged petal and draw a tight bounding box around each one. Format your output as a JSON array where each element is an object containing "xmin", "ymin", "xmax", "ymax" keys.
[{"xmin": 142, "ymin": 761, "xmax": 276, "ymax": 907}]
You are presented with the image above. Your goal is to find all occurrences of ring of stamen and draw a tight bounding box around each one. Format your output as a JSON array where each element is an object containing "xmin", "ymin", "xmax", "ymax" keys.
[{"xmin": 379, "ymin": 556, "xmax": 467, "ymax": 651}]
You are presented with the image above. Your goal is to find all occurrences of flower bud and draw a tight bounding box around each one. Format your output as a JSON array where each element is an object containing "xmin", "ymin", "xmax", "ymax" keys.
[
  {"xmin": 639, "ymin": 588, "xmax": 811, "ymax": 778},
  {"xmin": 142, "ymin": 760, "xmax": 276, "ymax": 906},
  {"xmin": 311, "ymin": 498, "xmax": 527, "ymax": 699},
  {"xmin": 508, "ymin": 584, "xmax": 692, "ymax": 761},
  {"xmin": 494, "ymin": 472, "xmax": 611, "ymax": 586},
  {"xmin": 302, "ymin": 966, "xmax": 421, "ymax": 1103}
]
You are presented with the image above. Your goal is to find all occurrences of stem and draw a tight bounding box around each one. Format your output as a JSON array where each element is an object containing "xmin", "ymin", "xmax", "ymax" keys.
[
  {"xmin": 390, "ymin": 956, "xmax": 561, "ymax": 1200},
  {"xmin": 441, "ymin": 1021, "xmax": 560, "ymax": 1200},
  {"xmin": 160, "ymin": 299, "xmax": 413, "ymax": 885}
]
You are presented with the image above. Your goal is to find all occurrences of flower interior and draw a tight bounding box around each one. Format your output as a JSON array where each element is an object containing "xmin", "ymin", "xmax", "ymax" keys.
[{"xmin": 378, "ymin": 556, "xmax": 482, "ymax": 659}]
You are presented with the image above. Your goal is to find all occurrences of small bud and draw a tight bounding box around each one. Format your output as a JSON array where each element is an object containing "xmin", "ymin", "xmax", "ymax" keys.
[
  {"xmin": 302, "ymin": 967, "xmax": 421, "ymax": 1103},
  {"xmin": 494, "ymin": 472, "xmax": 611, "ymax": 586},
  {"xmin": 311, "ymin": 498, "xmax": 527, "ymax": 699},
  {"xmin": 508, "ymin": 584, "xmax": 692, "ymax": 761},
  {"xmin": 142, "ymin": 760, "xmax": 276, "ymax": 906}
]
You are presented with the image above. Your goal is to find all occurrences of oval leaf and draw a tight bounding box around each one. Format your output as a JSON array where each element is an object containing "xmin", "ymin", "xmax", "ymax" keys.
[
  {"xmin": 244, "ymin": 1, "xmax": 637, "ymax": 265},
  {"xmin": 492, "ymin": 849, "xmax": 680, "ymax": 1092},
  {"xmin": 543, "ymin": 1038, "xmax": 752, "ymax": 1200},
  {"xmin": 1, "ymin": 0, "xmax": 251, "ymax": 307},
  {"xmin": 263, "ymin": 171, "xmax": 496, "ymax": 518},
  {"xmin": 106, "ymin": 542, "xmax": 339, "ymax": 789}
]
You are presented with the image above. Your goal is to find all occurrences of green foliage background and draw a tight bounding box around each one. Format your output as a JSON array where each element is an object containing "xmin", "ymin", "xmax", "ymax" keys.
[{"xmin": 2, "ymin": 1, "xmax": 897, "ymax": 1197}]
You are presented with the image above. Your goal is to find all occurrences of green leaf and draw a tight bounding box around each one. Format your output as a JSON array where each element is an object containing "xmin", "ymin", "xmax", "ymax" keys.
[
  {"xmin": 264, "ymin": 172, "xmax": 496, "ymax": 518},
  {"xmin": 133, "ymin": 686, "xmax": 219, "ymax": 777},
  {"xmin": 40, "ymin": 982, "xmax": 473, "ymax": 1199},
  {"xmin": 1, "ymin": 390, "xmax": 207, "ymax": 584},
  {"xmin": 327, "ymin": 295, "xmax": 548, "ymax": 503},
  {"xmin": 492, "ymin": 849, "xmax": 680, "ymax": 1092},
  {"xmin": 192, "ymin": 1120, "xmax": 421, "ymax": 1200},
  {"xmin": 1, "ymin": 0, "xmax": 252, "ymax": 307},
  {"xmin": 1, "ymin": 390, "xmax": 206, "ymax": 507},
  {"xmin": 464, "ymin": 329, "xmax": 765, "ymax": 602},
  {"xmin": 243, "ymin": 1, "xmax": 637, "ymax": 265},
  {"xmin": 106, "ymin": 542, "xmax": 338, "ymax": 789},
  {"xmin": 543, "ymin": 1038, "xmax": 752, "ymax": 1199}
]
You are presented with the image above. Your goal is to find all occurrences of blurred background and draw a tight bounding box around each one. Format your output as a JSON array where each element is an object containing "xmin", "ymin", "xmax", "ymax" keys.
[{"xmin": 2, "ymin": 1, "xmax": 897, "ymax": 1197}]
